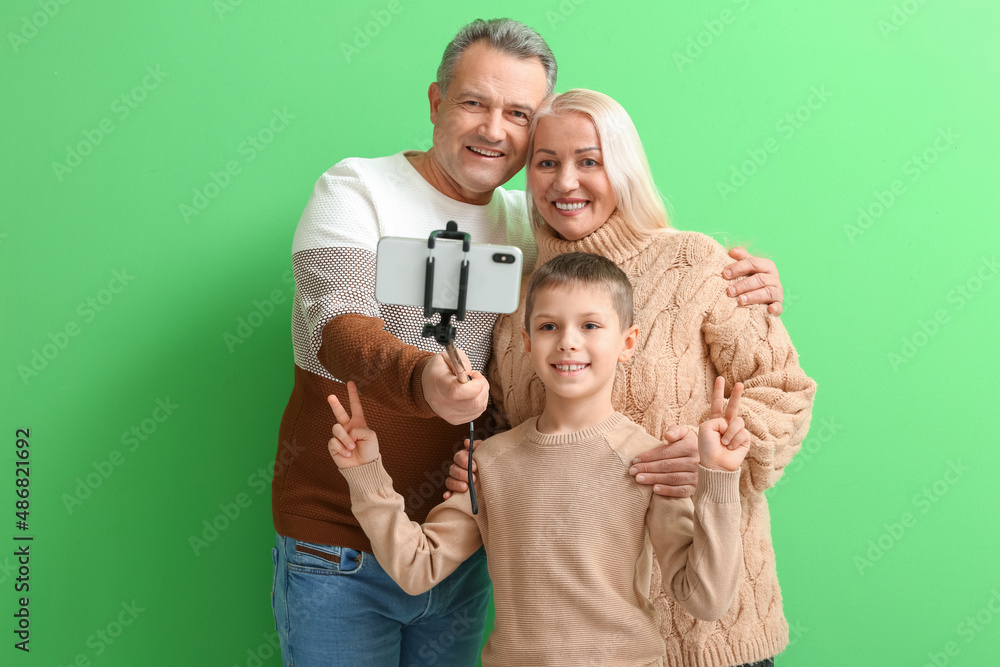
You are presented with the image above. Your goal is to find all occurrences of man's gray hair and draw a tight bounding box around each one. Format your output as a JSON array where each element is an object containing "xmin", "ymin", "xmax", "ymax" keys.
[{"xmin": 437, "ymin": 18, "xmax": 557, "ymax": 97}]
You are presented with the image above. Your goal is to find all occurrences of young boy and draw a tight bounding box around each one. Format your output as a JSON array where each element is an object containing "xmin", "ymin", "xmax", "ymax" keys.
[{"xmin": 327, "ymin": 252, "xmax": 750, "ymax": 666}]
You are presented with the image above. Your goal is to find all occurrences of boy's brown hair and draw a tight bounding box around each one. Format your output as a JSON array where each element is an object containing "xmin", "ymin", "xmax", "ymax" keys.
[{"xmin": 523, "ymin": 252, "xmax": 634, "ymax": 331}]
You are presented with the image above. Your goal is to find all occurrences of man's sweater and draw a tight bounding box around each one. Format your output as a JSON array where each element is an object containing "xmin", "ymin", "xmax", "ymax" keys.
[
  {"xmin": 273, "ymin": 152, "xmax": 535, "ymax": 551},
  {"xmin": 488, "ymin": 210, "xmax": 817, "ymax": 667},
  {"xmin": 341, "ymin": 412, "xmax": 743, "ymax": 667}
]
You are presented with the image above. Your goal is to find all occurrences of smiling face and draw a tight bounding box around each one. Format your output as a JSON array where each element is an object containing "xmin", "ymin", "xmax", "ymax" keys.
[
  {"xmin": 528, "ymin": 112, "xmax": 617, "ymax": 240},
  {"xmin": 522, "ymin": 283, "xmax": 637, "ymax": 407},
  {"xmin": 426, "ymin": 41, "xmax": 549, "ymax": 205}
]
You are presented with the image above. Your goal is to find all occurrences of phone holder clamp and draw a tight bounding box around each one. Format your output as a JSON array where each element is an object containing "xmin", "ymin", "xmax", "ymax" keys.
[{"xmin": 421, "ymin": 220, "xmax": 470, "ymax": 343}]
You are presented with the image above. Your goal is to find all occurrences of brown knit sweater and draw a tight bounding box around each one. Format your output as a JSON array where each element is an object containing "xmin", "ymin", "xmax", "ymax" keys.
[
  {"xmin": 272, "ymin": 152, "xmax": 534, "ymax": 551},
  {"xmin": 342, "ymin": 412, "xmax": 744, "ymax": 667},
  {"xmin": 488, "ymin": 210, "xmax": 817, "ymax": 667}
]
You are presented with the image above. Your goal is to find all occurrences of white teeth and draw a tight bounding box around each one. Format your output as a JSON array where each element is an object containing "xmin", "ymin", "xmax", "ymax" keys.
[
  {"xmin": 469, "ymin": 146, "xmax": 502, "ymax": 157},
  {"xmin": 555, "ymin": 364, "xmax": 587, "ymax": 371},
  {"xmin": 555, "ymin": 201, "xmax": 587, "ymax": 211}
]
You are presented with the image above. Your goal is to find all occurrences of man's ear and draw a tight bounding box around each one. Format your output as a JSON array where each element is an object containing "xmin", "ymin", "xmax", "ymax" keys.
[
  {"xmin": 618, "ymin": 325, "xmax": 639, "ymax": 362},
  {"xmin": 521, "ymin": 328, "xmax": 531, "ymax": 353},
  {"xmin": 428, "ymin": 82, "xmax": 442, "ymax": 124}
]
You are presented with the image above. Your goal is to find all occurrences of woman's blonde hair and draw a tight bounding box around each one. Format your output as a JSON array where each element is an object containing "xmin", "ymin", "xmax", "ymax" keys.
[{"xmin": 525, "ymin": 88, "xmax": 671, "ymax": 235}]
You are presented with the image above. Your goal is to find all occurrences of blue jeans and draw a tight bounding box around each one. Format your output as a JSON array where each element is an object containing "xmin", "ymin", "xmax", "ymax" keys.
[{"xmin": 271, "ymin": 534, "xmax": 492, "ymax": 667}]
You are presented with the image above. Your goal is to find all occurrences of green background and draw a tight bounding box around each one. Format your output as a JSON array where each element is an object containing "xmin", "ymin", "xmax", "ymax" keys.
[{"xmin": 2, "ymin": 0, "xmax": 998, "ymax": 665}]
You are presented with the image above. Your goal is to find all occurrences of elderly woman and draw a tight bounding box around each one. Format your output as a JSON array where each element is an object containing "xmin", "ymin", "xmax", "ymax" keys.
[{"xmin": 448, "ymin": 89, "xmax": 816, "ymax": 667}]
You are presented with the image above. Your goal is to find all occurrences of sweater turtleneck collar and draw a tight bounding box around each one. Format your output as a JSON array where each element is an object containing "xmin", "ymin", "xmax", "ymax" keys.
[{"xmin": 534, "ymin": 208, "xmax": 661, "ymax": 266}]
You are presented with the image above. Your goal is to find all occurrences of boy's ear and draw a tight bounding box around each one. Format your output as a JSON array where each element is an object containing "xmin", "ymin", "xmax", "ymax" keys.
[
  {"xmin": 618, "ymin": 325, "xmax": 639, "ymax": 362},
  {"xmin": 521, "ymin": 328, "xmax": 531, "ymax": 352}
]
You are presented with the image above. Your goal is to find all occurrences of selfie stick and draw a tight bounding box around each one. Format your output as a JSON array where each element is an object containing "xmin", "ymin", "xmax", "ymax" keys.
[{"xmin": 422, "ymin": 221, "xmax": 478, "ymax": 514}]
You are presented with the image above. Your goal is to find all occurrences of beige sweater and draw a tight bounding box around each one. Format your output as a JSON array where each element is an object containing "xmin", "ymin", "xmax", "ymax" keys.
[
  {"xmin": 341, "ymin": 413, "xmax": 743, "ymax": 667},
  {"xmin": 488, "ymin": 211, "xmax": 817, "ymax": 667}
]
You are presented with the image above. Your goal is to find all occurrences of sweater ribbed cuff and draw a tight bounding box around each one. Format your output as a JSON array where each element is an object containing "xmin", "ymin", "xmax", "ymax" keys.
[
  {"xmin": 695, "ymin": 465, "xmax": 741, "ymax": 504},
  {"xmin": 410, "ymin": 355, "xmax": 436, "ymax": 418},
  {"xmin": 339, "ymin": 456, "xmax": 394, "ymax": 498}
]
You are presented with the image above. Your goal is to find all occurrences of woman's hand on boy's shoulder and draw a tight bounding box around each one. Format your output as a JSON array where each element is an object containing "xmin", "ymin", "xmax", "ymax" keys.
[{"xmin": 628, "ymin": 426, "xmax": 699, "ymax": 498}]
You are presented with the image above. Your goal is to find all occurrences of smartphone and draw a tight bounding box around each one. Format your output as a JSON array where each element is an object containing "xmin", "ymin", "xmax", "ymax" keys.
[{"xmin": 375, "ymin": 236, "xmax": 523, "ymax": 314}]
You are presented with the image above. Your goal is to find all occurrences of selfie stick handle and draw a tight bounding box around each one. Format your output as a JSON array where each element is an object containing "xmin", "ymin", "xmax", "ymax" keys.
[
  {"xmin": 422, "ymin": 221, "xmax": 478, "ymax": 514},
  {"xmin": 445, "ymin": 343, "xmax": 470, "ymax": 384}
]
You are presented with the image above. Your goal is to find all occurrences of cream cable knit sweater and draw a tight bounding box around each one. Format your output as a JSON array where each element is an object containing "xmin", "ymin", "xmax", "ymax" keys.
[{"xmin": 488, "ymin": 210, "xmax": 817, "ymax": 667}]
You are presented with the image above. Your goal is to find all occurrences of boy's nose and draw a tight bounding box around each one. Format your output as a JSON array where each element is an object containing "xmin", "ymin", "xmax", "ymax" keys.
[{"xmin": 557, "ymin": 333, "xmax": 580, "ymax": 351}]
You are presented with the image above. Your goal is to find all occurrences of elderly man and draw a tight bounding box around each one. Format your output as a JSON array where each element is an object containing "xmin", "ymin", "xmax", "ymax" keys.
[{"xmin": 270, "ymin": 17, "xmax": 783, "ymax": 667}]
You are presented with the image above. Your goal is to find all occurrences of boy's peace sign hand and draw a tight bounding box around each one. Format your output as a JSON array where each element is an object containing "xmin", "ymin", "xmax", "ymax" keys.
[
  {"xmin": 698, "ymin": 377, "xmax": 751, "ymax": 472},
  {"xmin": 327, "ymin": 381, "xmax": 380, "ymax": 469}
]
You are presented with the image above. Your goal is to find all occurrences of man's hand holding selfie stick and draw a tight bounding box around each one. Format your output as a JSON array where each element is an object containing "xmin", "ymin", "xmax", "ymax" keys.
[{"xmin": 420, "ymin": 345, "xmax": 489, "ymax": 425}]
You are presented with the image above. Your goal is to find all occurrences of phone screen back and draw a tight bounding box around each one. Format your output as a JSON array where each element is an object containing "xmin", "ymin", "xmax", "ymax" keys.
[{"xmin": 375, "ymin": 237, "xmax": 523, "ymax": 314}]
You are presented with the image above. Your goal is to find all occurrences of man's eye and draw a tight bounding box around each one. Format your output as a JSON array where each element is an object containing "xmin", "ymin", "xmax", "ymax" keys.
[
  {"xmin": 512, "ymin": 110, "xmax": 528, "ymax": 119},
  {"xmin": 464, "ymin": 101, "xmax": 481, "ymax": 107}
]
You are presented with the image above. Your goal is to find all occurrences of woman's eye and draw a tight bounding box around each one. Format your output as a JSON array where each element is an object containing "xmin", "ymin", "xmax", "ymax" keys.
[
  {"xmin": 538, "ymin": 160, "xmax": 555, "ymax": 168},
  {"xmin": 581, "ymin": 158, "xmax": 598, "ymax": 167}
]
